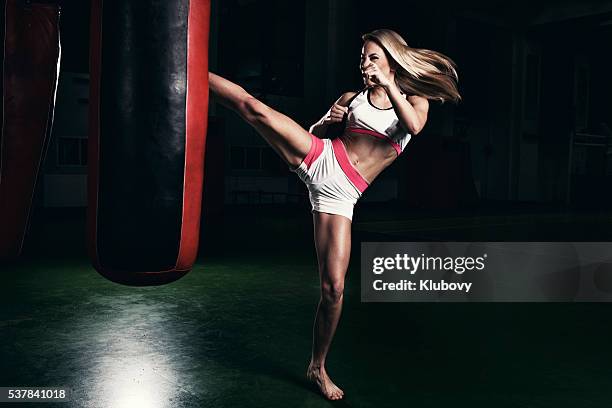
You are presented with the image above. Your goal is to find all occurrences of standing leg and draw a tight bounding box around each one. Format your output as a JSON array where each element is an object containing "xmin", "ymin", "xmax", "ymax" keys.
[
  {"xmin": 307, "ymin": 212, "xmax": 352, "ymax": 400},
  {"xmin": 209, "ymin": 72, "xmax": 312, "ymax": 167}
]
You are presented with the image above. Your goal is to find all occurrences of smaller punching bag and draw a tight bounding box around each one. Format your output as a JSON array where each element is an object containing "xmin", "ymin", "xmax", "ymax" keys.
[
  {"xmin": 0, "ymin": 0, "xmax": 61, "ymax": 259},
  {"xmin": 88, "ymin": 0, "xmax": 210, "ymax": 285}
]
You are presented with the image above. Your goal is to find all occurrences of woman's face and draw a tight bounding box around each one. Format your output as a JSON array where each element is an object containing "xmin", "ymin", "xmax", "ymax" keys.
[{"xmin": 360, "ymin": 40, "xmax": 394, "ymax": 87}]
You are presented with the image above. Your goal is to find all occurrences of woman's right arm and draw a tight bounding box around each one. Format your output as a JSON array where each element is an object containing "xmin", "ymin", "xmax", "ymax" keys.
[{"xmin": 309, "ymin": 91, "xmax": 358, "ymax": 137}]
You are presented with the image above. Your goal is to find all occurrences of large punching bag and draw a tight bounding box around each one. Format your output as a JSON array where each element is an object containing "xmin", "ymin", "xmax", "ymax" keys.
[
  {"xmin": 0, "ymin": 0, "xmax": 61, "ymax": 259},
  {"xmin": 88, "ymin": 0, "xmax": 210, "ymax": 285}
]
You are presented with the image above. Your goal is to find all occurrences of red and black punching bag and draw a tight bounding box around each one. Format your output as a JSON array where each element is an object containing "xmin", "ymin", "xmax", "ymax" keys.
[
  {"xmin": 88, "ymin": 0, "xmax": 210, "ymax": 285},
  {"xmin": 0, "ymin": 0, "xmax": 61, "ymax": 259}
]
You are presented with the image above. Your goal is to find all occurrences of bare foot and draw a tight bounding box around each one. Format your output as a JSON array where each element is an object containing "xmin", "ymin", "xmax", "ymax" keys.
[{"xmin": 306, "ymin": 362, "xmax": 344, "ymax": 400}]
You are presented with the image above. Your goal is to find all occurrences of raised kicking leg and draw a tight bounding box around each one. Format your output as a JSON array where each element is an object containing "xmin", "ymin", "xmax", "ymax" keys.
[{"xmin": 209, "ymin": 72, "xmax": 312, "ymax": 167}]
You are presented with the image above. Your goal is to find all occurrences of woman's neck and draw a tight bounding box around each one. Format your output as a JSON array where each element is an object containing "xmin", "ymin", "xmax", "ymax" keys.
[
  {"xmin": 369, "ymin": 85, "xmax": 387, "ymax": 98},
  {"xmin": 369, "ymin": 85, "xmax": 391, "ymax": 107}
]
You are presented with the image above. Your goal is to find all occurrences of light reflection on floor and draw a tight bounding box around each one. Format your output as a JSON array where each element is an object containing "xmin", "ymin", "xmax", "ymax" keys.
[
  {"xmin": 75, "ymin": 298, "xmax": 195, "ymax": 408},
  {"xmin": 89, "ymin": 348, "xmax": 174, "ymax": 407}
]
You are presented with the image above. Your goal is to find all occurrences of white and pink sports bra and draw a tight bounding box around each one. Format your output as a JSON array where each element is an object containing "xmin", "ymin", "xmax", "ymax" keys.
[{"xmin": 345, "ymin": 88, "xmax": 412, "ymax": 155}]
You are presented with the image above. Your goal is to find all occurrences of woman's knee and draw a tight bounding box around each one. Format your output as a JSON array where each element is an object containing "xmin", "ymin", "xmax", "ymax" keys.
[
  {"xmin": 321, "ymin": 281, "xmax": 345, "ymax": 305},
  {"xmin": 239, "ymin": 96, "xmax": 270, "ymax": 125}
]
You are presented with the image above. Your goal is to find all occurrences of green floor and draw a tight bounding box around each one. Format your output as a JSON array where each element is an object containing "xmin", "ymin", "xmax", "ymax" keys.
[{"xmin": 2, "ymin": 205, "xmax": 612, "ymax": 407}]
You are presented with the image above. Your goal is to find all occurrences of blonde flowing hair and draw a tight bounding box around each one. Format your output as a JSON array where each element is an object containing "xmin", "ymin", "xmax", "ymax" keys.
[{"xmin": 362, "ymin": 29, "xmax": 461, "ymax": 104}]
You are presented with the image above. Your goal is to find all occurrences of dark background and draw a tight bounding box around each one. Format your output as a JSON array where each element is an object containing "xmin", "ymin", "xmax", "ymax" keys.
[{"xmin": 44, "ymin": 0, "xmax": 612, "ymax": 222}]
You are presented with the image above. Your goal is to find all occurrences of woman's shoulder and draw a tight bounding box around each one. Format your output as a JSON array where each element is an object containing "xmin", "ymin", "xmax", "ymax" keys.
[
  {"xmin": 337, "ymin": 89, "xmax": 365, "ymax": 107},
  {"xmin": 407, "ymin": 94, "xmax": 430, "ymax": 107}
]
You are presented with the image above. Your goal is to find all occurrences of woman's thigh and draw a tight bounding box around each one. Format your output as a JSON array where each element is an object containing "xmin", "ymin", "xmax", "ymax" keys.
[
  {"xmin": 247, "ymin": 98, "xmax": 314, "ymax": 168},
  {"xmin": 313, "ymin": 212, "xmax": 352, "ymax": 286}
]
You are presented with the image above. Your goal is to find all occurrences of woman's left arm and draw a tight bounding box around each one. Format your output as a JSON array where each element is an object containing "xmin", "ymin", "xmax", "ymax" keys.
[{"xmin": 384, "ymin": 83, "xmax": 429, "ymax": 135}]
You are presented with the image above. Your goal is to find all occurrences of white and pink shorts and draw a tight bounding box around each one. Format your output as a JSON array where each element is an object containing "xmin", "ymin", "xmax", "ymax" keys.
[{"xmin": 290, "ymin": 134, "xmax": 370, "ymax": 221}]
